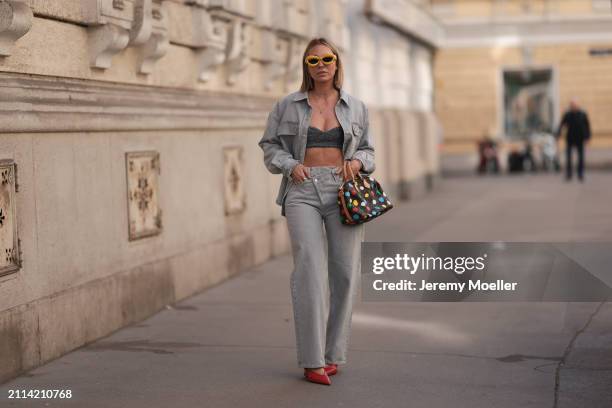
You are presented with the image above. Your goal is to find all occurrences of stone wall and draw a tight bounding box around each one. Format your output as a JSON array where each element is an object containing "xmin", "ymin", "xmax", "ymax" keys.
[
  {"xmin": 431, "ymin": 0, "xmax": 611, "ymax": 18},
  {"xmin": 0, "ymin": 0, "xmax": 440, "ymax": 383},
  {"xmin": 431, "ymin": 0, "xmax": 612, "ymax": 153},
  {"xmin": 436, "ymin": 44, "xmax": 612, "ymax": 154}
]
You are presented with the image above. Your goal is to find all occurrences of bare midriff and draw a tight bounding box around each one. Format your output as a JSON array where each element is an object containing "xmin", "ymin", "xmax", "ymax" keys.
[
  {"xmin": 303, "ymin": 147, "xmax": 343, "ymax": 167},
  {"xmin": 304, "ymin": 90, "xmax": 343, "ymax": 168}
]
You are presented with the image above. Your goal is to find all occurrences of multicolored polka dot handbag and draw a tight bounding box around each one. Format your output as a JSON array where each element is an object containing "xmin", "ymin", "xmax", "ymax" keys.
[{"xmin": 337, "ymin": 161, "xmax": 393, "ymax": 225}]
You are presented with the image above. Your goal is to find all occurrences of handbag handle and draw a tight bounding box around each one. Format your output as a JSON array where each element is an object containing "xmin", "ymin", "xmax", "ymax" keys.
[{"xmin": 344, "ymin": 160, "xmax": 358, "ymax": 183}]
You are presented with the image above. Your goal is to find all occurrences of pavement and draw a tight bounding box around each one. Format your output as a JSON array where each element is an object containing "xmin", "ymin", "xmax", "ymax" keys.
[
  {"xmin": 440, "ymin": 146, "xmax": 612, "ymax": 177},
  {"xmin": 1, "ymin": 171, "xmax": 611, "ymax": 408}
]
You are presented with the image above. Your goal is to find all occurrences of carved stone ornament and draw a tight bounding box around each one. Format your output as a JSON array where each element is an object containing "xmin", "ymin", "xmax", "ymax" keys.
[
  {"xmin": 192, "ymin": 5, "xmax": 227, "ymax": 82},
  {"xmin": 125, "ymin": 151, "xmax": 162, "ymax": 240},
  {"xmin": 261, "ymin": 30, "xmax": 287, "ymax": 91},
  {"xmin": 0, "ymin": 0, "xmax": 33, "ymax": 57},
  {"xmin": 84, "ymin": 0, "xmax": 134, "ymax": 69},
  {"xmin": 85, "ymin": 0, "xmax": 168, "ymax": 72},
  {"xmin": 129, "ymin": 0, "xmax": 169, "ymax": 74},
  {"xmin": 225, "ymin": 20, "xmax": 249, "ymax": 86},
  {"xmin": 0, "ymin": 160, "xmax": 22, "ymax": 276},
  {"xmin": 138, "ymin": 30, "xmax": 169, "ymax": 74},
  {"xmin": 129, "ymin": 0, "xmax": 152, "ymax": 45},
  {"xmin": 223, "ymin": 146, "xmax": 246, "ymax": 215},
  {"xmin": 88, "ymin": 23, "xmax": 130, "ymax": 69}
]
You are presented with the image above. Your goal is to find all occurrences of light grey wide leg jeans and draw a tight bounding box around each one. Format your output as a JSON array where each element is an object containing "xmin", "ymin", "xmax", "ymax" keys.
[{"xmin": 284, "ymin": 166, "xmax": 365, "ymax": 368}]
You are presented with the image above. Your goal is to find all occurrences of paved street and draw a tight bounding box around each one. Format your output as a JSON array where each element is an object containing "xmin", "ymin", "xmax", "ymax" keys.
[{"xmin": 2, "ymin": 172, "xmax": 611, "ymax": 408}]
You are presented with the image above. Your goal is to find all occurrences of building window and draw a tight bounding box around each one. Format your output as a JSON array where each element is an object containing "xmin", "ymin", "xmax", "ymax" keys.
[{"xmin": 502, "ymin": 68, "xmax": 555, "ymax": 139}]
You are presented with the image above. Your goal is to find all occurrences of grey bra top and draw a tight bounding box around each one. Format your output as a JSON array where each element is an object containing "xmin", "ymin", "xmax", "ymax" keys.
[{"xmin": 306, "ymin": 126, "xmax": 344, "ymax": 149}]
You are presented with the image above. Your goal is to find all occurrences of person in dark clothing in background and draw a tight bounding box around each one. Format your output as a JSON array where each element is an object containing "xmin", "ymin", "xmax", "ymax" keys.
[{"xmin": 556, "ymin": 99, "xmax": 591, "ymax": 182}]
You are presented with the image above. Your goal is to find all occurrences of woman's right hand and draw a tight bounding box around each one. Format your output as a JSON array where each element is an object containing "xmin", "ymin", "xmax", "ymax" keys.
[{"xmin": 291, "ymin": 164, "xmax": 310, "ymax": 183}]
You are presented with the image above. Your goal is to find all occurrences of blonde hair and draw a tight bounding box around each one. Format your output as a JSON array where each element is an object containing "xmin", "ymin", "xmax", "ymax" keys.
[{"xmin": 300, "ymin": 38, "xmax": 344, "ymax": 92}]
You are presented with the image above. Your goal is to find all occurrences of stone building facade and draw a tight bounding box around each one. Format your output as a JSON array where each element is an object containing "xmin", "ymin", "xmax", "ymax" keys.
[
  {"xmin": 0, "ymin": 0, "xmax": 440, "ymax": 382},
  {"xmin": 431, "ymin": 0, "xmax": 612, "ymax": 155}
]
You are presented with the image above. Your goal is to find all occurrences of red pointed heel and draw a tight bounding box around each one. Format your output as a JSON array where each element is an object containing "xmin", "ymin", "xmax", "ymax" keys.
[
  {"xmin": 303, "ymin": 368, "xmax": 332, "ymax": 385},
  {"xmin": 324, "ymin": 364, "xmax": 338, "ymax": 376}
]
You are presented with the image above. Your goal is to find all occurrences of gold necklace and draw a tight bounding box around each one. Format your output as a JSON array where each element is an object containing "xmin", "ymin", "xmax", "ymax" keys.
[{"xmin": 312, "ymin": 93, "xmax": 334, "ymax": 115}]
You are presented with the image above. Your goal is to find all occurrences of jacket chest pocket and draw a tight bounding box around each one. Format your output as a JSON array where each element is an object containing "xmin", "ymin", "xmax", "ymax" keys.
[
  {"xmin": 341, "ymin": 122, "xmax": 362, "ymax": 156},
  {"xmin": 277, "ymin": 121, "xmax": 300, "ymax": 155},
  {"xmin": 277, "ymin": 121, "xmax": 299, "ymax": 137}
]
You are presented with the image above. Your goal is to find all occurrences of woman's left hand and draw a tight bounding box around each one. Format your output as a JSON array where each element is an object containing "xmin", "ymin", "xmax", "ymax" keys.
[{"xmin": 335, "ymin": 159, "xmax": 362, "ymax": 182}]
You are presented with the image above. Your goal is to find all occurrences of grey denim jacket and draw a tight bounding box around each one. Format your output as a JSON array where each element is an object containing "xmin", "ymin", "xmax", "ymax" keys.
[{"xmin": 258, "ymin": 88, "xmax": 375, "ymax": 216}]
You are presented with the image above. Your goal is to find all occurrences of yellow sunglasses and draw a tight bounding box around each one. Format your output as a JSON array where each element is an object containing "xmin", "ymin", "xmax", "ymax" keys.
[{"xmin": 304, "ymin": 54, "xmax": 337, "ymax": 67}]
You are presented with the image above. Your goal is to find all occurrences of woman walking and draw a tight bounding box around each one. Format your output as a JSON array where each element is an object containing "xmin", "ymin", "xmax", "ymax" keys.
[{"xmin": 258, "ymin": 38, "xmax": 375, "ymax": 385}]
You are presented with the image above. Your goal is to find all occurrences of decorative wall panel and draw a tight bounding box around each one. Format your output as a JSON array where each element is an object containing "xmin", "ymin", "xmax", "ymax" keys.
[
  {"xmin": 0, "ymin": 0, "xmax": 33, "ymax": 57},
  {"xmin": 125, "ymin": 151, "xmax": 162, "ymax": 240},
  {"xmin": 0, "ymin": 160, "xmax": 21, "ymax": 276},
  {"xmin": 223, "ymin": 146, "xmax": 245, "ymax": 215}
]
